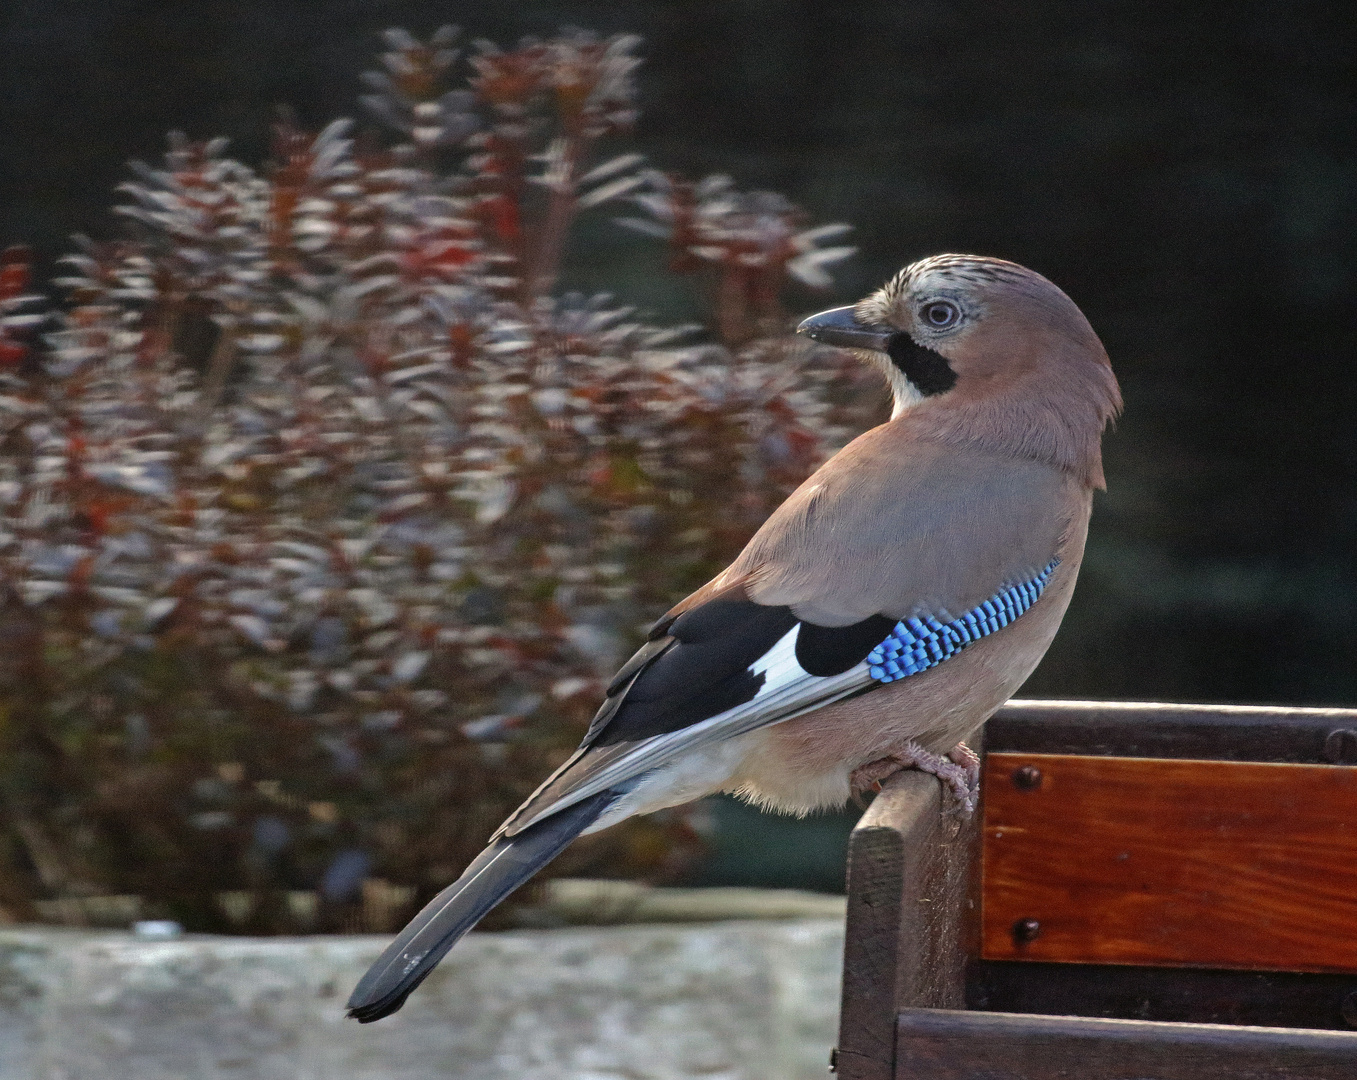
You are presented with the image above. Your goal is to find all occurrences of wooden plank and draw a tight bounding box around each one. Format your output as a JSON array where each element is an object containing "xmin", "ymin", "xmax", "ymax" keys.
[
  {"xmin": 982, "ymin": 752, "xmax": 1357, "ymax": 971},
  {"xmin": 895, "ymin": 1007, "xmax": 1357, "ymax": 1079},
  {"xmin": 968, "ymin": 959, "xmax": 1357, "ymax": 1030},
  {"xmin": 989, "ymin": 699, "xmax": 1357, "ymax": 763},
  {"xmin": 836, "ymin": 771, "xmax": 940, "ymax": 1080},
  {"xmin": 836, "ymin": 761, "xmax": 981, "ymax": 1080}
]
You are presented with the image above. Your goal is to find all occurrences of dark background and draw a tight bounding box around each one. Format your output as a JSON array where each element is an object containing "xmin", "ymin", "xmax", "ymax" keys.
[{"xmin": 3, "ymin": 0, "xmax": 1354, "ymax": 888}]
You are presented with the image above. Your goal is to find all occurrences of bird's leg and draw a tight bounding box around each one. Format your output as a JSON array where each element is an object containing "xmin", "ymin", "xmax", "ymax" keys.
[{"xmin": 850, "ymin": 740, "xmax": 980, "ymax": 815}]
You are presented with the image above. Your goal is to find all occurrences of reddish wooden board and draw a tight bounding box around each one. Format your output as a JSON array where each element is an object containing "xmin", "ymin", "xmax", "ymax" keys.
[{"xmin": 981, "ymin": 752, "xmax": 1357, "ymax": 972}]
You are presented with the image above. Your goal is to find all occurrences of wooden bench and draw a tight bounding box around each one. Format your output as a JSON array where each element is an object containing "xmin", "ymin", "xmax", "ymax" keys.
[{"xmin": 833, "ymin": 699, "xmax": 1357, "ymax": 1079}]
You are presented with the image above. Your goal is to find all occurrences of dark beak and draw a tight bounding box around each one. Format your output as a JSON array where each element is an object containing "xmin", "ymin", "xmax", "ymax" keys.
[{"xmin": 795, "ymin": 305, "xmax": 893, "ymax": 351}]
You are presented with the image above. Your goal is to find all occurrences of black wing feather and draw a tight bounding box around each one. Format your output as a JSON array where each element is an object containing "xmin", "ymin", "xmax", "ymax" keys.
[
  {"xmin": 590, "ymin": 599, "xmax": 797, "ymax": 746},
  {"xmin": 795, "ymin": 613, "xmax": 897, "ymax": 676}
]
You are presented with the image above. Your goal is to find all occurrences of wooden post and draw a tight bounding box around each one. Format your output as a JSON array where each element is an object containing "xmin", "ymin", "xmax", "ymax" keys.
[{"xmin": 835, "ymin": 756, "xmax": 983, "ymax": 1080}]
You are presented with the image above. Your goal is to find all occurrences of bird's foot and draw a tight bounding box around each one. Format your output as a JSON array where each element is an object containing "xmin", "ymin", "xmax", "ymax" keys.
[
  {"xmin": 848, "ymin": 754, "xmax": 912, "ymax": 808},
  {"xmin": 947, "ymin": 741, "xmax": 981, "ymax": 802},
  {"xmin": 849, "ymin": 740, "xmax": 980, "ymax": 815}
]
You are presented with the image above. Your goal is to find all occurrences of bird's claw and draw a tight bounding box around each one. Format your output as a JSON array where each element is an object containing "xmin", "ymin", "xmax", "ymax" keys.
[
  {"xmin": 947, "ymin": 741, "xmax": 981, "ymax": 801},
  {"xmin": 849, "ymin": 740, "xmax": 980, "ymax": 815},
  {"xmin": 848, "ymin": 755, "xmax": 908, "ymax": 809}
]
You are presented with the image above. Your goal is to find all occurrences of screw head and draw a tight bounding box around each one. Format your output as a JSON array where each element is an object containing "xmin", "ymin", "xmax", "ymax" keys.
[
  {"xmin": 1012, "ymin": 765, "xmax": 1043, "ymax": 790},
  {"xmin": 1012, "ymin": 918, "xmax": 1042, "ymax": 945},
  {"xmin": 1324, "ymin": 729, "xmax": 1357, "ymax": 765}
]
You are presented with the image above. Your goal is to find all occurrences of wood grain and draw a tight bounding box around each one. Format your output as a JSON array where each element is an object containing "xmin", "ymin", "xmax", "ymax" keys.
[
  {"xmin": 836, "ymin": 763, "xmax": 981, "ymax": 1080},
  {"xmin": 895, "ymin": 1007, "xmax": 1357, "ymax": 1079},
  {"xmin": 990, "ymin": 699, "xmax": 1357, "ymax": 763},
  {"xmin": 982, "ymin": 752, "xmax": 1357, "ymax": 971}
]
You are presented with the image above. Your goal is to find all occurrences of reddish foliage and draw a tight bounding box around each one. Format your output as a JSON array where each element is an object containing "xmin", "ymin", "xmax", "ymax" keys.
[{"xmin": 0, "ymin": 26, "xmax": 877, "ymax": 932}]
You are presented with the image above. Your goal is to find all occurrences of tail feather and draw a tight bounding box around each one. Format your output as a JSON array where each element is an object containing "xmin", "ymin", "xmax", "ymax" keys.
[{"xmin": 346, "ymin": 791, "xmax": 616, "ymax": 1022}]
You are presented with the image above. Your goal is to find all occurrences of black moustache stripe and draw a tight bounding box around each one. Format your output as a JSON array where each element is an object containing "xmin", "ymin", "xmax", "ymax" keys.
[{"xmin": 886, "ymin": 333, "xmax": 958, "ymax": 396}]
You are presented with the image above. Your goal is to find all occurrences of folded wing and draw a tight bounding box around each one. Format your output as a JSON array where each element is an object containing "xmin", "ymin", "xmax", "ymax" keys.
[{"xmin": 499, "ymin": 440, "xmax": 1074, "ymax": 837}]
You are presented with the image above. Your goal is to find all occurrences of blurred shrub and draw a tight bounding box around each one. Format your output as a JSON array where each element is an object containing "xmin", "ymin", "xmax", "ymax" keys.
[{"xmin": 0, "ymin": 27, "xmax": 872, "ymax": 931}]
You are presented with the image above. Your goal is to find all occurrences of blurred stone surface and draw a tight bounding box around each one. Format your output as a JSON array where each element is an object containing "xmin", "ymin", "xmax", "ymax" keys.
[
  {"xmin": 0, "ymin": 918, "xmax": 843, "ymax": 1080},
  {"xmin": 526, "ymin": 879, "xmax": 848, "ymax": 926}
]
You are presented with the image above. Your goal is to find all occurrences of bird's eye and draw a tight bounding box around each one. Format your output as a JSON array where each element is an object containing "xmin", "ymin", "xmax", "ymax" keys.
[{"xmin": 921, "ymin": 301, "xmax": 959, "ymax": 328}]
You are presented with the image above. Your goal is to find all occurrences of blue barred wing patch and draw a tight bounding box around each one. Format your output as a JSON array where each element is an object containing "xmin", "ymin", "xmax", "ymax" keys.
[{"xmin": 867, "ymin": 560, "xmax": 1059, "ymax": 684}]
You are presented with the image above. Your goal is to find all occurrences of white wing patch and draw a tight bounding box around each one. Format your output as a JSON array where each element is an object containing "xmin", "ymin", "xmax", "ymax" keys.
[{"xmin": 520, "ymin": 625, "xmax": 875, "ymax": 835}]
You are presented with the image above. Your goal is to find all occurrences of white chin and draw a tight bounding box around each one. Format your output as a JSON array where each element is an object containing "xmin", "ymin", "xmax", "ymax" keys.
[{"xmin": 864, "ymin": 353, "xmax": 924, "ymax": 417}]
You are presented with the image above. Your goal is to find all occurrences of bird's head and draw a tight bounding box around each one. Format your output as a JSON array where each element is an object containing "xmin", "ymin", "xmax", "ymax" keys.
[
  {"xmin": 798, "ymin": 254, "xmax": 1120, "ymax": 414},
  {"xmin": 798, "ymin": 254, "xmax": 1121, "ymax": 485}
]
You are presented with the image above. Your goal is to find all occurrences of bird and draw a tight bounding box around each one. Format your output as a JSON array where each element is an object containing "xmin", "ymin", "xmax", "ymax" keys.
[{"xmin": 346, "ymin": 254, "xmax": 1121, "ymax": 1022}]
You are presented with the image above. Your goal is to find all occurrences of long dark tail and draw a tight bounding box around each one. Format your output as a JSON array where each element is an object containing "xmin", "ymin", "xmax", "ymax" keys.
[{"xmin": 346, "ymin": 791, "xmax": 616, "ymax": 1022}]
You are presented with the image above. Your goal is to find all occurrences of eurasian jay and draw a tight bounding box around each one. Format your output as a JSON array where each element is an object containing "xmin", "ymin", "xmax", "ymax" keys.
[{"xmin": 347, "ymin": 254, "xmax": 1121, "ymax": 1022}]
